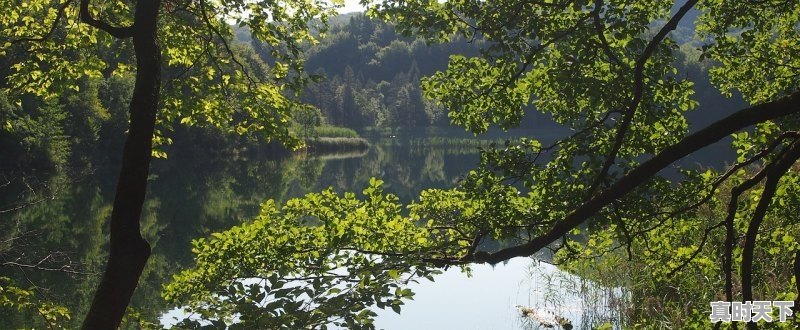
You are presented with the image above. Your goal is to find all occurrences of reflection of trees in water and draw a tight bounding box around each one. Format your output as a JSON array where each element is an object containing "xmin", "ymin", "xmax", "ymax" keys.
[
  {"xmin": 0, "ymin": 170, "xmax": 107, "ymax": 328},
  {"xmin": 422, "ymin": 149, "xmax": 446, "ymax": 183},
  {"xmin": 0, "ymin": 140, "xmax": 484, "ymax": 327},
  {"xmin": 308, "ymin": 143, "xmax": 480, "ymax": 203}
]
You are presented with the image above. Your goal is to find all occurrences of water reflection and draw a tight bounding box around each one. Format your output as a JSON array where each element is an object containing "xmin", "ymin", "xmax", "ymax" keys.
[
  {"xmin": 1, "ymin": 125, "xmax": 723, "ymax": 327},
  {"xmin": 373, "ymin": 258, "xmax": 625, "ymax": 330},
  {"xmin": 0, "ymin": 133, "xmax": 520, "ymax": 327}
]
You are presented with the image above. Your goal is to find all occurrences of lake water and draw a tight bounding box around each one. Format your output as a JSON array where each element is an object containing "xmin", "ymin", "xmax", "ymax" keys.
[
  {"xmin": 372, "ymin": 257, "xmax": 625, "ymax": 329},
  {"xmin": 1, "ymin": 127, "xmax": 717, "ymax": 328},
  {"xmin": 160, "ymin": 256, "xmax": 624, "ymax": 329}
]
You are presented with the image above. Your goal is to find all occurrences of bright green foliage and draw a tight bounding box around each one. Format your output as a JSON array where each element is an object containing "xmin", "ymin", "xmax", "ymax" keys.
[
  {"xmin": 698, "ymin": 0, "xmax": 800, "ymax": 103},
  {"xmin": 5, "ymin": 0, "xmax": 797, "ymax": 327},
  {"xmin": 422, "ymin": 55, "xmax": 533, "ymax": 132},
  {"xmin": 560, "ymin": 165, "xmax": 800, "ymax": 328},
  {"xmin": 164, "ymin": 179, "xmax": 445, "ymax": 329},
  {"xmin": 357, "ymin": 0, "xmax": 799, "ymax": 327},
  {"xmin": 359, "ymin": 2, "xmax": 702, "ymax": 241},
  {"xmin": 372, "ymin": 0, "xmax": 695, "ymax": 143},
  {"xmin": 1, "ymin": 0, "xmax": 342, "ymax": 153},
  {"xmin": 313, "ymin": 125, "xmax": 360, "ymax": 138},
  {"xmin": 0, "ymin": 277, "xmax": 71, "ymax": 328},
  {"xmin": 171, "ymin": 0, "xmax": 800, "ymax": 326},
  {"xmin": 0, "ymin": 1, "xmax": 108, "ymax": 99}
]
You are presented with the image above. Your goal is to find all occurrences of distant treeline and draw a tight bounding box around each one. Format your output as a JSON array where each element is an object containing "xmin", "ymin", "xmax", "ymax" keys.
[
  {"xmin": 248, "ymin": 13, "xmax": 743, "ymax": 130},
  {"xmin": 246, "ymin": 13, "xmax": 485, "ymax": 128}
]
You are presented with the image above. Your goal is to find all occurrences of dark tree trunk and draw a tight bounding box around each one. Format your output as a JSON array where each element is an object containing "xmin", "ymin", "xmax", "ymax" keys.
[
  {"xmin": 794, "ymin": 249, "xmax": 800, "ymax": 312},
  {"xmin": 82, "ymin": 1, "xmax": 161, "ymax": 328}
]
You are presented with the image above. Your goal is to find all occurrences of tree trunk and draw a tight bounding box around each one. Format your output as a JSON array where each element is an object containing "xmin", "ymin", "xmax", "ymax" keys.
[{"xmin": 82, "ymin": 1, "xmax": 161, "ymax": 328}]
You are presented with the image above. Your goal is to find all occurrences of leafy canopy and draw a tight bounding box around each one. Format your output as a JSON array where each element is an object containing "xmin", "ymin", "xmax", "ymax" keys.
[
  {"xmin": 165, "ymin": 179, "xmax": 446, "ymax": 329},
  {"xmin": 1, "ymin": 0, "xmax": 342, "ymax": 151},
  {"xmin": 170, "ymin": 0, "xmax": 800, "ymax": 327}
]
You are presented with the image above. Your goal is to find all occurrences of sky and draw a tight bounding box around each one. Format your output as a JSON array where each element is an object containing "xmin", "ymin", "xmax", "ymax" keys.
[{"xmin": 338, "ymin": 0, "xmax": 367, "ymax": 13}]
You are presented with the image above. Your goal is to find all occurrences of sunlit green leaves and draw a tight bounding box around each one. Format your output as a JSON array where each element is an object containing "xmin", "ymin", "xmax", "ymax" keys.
[
  {"xmin": 164, "ymin": 180, "xmax": 444, "ymax": 329},
  {"xmin": 422, "ymin": 55, "xmax": 531, "ymax": 133},
  {"xmin": 1, "ymin": 0, "xmax": 341, "ymax": 153},
  {"xmin": 1, "ymin": 1, "xmax": 110, "ymax": 101},
  {"xmin": 0, "ymin": 277, "xmax": 71, "ymax": 328},
  {"xmin": 698, "ymin": 0, "xmax": 800, "ymax": 103}
]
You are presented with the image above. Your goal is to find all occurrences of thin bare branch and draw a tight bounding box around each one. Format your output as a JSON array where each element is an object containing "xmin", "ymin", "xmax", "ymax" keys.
[{"xmin": 198, "ymin": 0, "xmax": 259, "ymax": 87}]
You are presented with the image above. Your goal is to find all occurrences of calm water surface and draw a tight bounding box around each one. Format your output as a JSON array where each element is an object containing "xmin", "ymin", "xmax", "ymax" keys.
[{"xmin": 0, "ymin": 129, "xmax": 659, "ymax": 328}]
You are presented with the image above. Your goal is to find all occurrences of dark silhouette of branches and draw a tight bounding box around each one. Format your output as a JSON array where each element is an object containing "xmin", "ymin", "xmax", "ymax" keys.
[
  {"xmin": 463, "ymin": 90, "xmax": 800, "ymax": 264},
  {"xmin": 738, "ymin": 139, "xmax": 800, "ymax": 329},
  {"xmin": 79, "ymin": 0, "xmax": 134, "ymax": 39},
  {"xmin": 586, "ymin": 0, "xmax": 699, "ymax": 197}
]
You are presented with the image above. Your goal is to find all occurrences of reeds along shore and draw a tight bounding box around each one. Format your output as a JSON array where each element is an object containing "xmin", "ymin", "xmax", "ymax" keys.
[{"xmin": 303, "ymin": 137, "xmax": 370, "ymax": 153}]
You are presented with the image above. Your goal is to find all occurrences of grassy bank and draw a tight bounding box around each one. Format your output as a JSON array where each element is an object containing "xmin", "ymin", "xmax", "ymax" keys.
[
  {"xmin": 314, "ymin": 125, "xmax": 361, "ymax": 138},
  {"xmin": 304, "ymin": 137, "xmax": 370, "ymax": 153},
  {"xmin": 300, "ymin": 126, "xmax": 369, "ymax": 153}
]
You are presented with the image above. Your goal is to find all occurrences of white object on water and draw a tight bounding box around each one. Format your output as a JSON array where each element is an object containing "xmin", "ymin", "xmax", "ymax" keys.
[{"xmin": 514, "ymin": 305, "xmax": 573, "ymax": 329}]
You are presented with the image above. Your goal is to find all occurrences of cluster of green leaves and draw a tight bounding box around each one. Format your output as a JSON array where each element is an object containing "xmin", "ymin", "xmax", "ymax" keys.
[
  {"xmin": 0, "ymin": 277, "xmax": 71, "ymax": 328},
  {"xmin": 363, "ymin": 0, "xmax": 700, "ymax": 221},
  {"xmin": 353, "ymin": 0, "xmax": 800, "ymax": 327},
  {"xmin": 558, "ymin": 161, "xmax": 800, "ymax": 328},
  {"xmin": 0, "ymin": 1, "xmax": 110, "ymax": 100},
  {"xmin": 164, "ymin": 179, "xmax": 446, "ymax": 329},
  {"xmin": 698, "ymin": 0, "xmax": 800, "ymax": 103},
  {"xmin": 167, "ymin": 0, "xmax": 800, "ymax": 326},
  {"xmin": 1, "ymin": 0, "xmax": 341, "ymax": 156}
]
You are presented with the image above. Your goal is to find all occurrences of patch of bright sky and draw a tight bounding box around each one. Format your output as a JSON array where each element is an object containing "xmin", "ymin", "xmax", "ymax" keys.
[{"xmin": 338, "ymin": 0, "xmax": 366, "ymax": 14}]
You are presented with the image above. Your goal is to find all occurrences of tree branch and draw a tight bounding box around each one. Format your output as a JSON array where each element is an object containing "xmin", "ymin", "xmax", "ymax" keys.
[
  {"xmin": 591, "ymin": 0, "xmax": 621, "ymax": 65},
  {"xmin": 627, "ymin": 130, "xmax": 800, "ymax": 234},
  {"xmin": 2, "ymin": 261, "xmax": 95, "ymax": 276},
  {"xmin": 586, "ymin": 0, "xmax": 699, "ymax": 197},
  {"xmin": 740, "ymin": 140, "xmax": 800, "ymax": 326},
  {"xmin": 718, "ymin": 140, "xmax": 787, "ymax": 323},
  {"xmin": 665, "ymin": 218, "xmax": 726, "ymax": 278},
  {"xmin": 465, "ymin": 90, "xmax": 800, "ymax": 264},
  {"xmin": 794, "ymin": 249, "xmax": 800, "ymax": 313},
  {"xmin": 79, "ymin": 0, "xmax": 133, "ymax": 39},
  {"xmin": 198, "ymin": 0, "xmax": 259, "ymax": 86}
]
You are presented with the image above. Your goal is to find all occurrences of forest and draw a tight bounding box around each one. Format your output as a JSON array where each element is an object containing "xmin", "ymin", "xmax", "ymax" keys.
[{"xmin": 1, "ymin": 0, "xmax": 799, "ymax": 329}]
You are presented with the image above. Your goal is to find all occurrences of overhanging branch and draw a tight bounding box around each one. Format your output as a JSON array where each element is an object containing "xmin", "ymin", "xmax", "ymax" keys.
[
  {"xmin": 467, "ymin": 90, "xmax": 800, "ymax": 264},
  {"xmin": 586, "ymin": 0, "xmax": 700, "ymax": 196},
  {"xmin": 79, "ymin": 0, "xmax": 133, "ymax": 39},
  {"xmin": 740, "ymin": 139, "xmax": 800, "ymax": 306}
]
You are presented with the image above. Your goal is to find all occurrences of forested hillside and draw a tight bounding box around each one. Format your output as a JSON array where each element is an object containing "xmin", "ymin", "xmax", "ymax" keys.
[
  {"xmin": 300, "ymin": 14, "xmax": 480, "ymax": 127},
  {"xmin": 259, "ymin": 13, "xmax": 742, "ymax": 130}
]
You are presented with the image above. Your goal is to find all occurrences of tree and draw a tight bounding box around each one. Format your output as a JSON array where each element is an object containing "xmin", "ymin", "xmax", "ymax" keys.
[
  {"xmin": 1, "ymin": 0, "xmax": 338, "ymax": 328},
  {"xmin": 169, "ymin": 0, "xmax": 800, "ymax": 328},
  {"xmin": 293, "ymin": 105, "xmax": 323, "ymax": 139}
]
